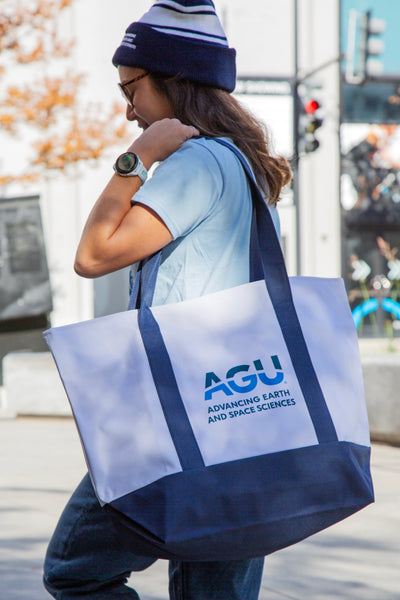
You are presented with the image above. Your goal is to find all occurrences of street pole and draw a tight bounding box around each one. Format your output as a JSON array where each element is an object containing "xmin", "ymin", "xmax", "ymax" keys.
[{"xmin": 292, "ymin": 0, "xmax": 301, "ymax": 275}]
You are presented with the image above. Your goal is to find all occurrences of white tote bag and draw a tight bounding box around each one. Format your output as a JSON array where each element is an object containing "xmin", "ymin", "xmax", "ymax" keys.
[{"xmin": 44, "ymin": 139, "xmax": 374, "ymax": 561}]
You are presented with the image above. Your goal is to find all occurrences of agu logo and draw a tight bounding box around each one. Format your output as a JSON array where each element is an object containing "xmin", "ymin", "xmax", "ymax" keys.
[{"xmin": 205, "ymin": 355, "xmax": 284, "ymax": 401}]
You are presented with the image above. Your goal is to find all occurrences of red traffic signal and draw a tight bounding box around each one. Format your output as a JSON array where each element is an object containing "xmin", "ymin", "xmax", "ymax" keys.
[{"xmin": 304, "ymin": 99, "xmax": 320, "ymax": 114}]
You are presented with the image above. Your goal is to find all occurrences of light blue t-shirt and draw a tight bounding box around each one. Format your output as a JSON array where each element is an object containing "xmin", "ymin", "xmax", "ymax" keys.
[{"xmin": 133, "ymin": 137, "xmax": 280, "ymax": 306}]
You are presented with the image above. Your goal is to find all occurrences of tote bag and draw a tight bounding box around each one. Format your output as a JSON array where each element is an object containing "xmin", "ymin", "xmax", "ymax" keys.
[{"xmin": 44, "ymin": 139, "xmax": 374, "ymax": 561}]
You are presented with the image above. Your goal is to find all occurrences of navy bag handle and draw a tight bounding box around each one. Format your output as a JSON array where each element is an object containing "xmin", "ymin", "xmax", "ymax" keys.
[{"xmin": 130, "ymin": 139, "xmax": 338, "ymax": 471}]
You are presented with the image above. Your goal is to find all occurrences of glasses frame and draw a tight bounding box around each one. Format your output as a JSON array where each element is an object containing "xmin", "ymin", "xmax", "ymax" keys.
[{"xmin": 118, "ymin": 72, "xmax": 149, "ymax": 107}]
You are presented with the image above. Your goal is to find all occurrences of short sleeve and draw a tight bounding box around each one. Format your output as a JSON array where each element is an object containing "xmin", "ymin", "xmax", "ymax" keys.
[{"xmin": 133, "ymin": 139, "xmax": 224, "ymax": 240}]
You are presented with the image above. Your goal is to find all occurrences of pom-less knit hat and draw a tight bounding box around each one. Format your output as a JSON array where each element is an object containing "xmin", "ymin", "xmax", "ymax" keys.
[{"xmin": 112, "ymin": 0, "xmax": 236, "ymax": 92}]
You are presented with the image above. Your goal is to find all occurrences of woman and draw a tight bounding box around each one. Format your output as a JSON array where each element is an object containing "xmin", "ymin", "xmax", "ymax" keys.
[{"xmin": 44, "ymin": 1, "xmax": 291, "ymax": 598}]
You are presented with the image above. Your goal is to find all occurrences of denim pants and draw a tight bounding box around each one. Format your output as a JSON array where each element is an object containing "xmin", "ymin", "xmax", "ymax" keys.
[{"xmin": 43, "ymin": 474, "xmax": 264, "ymax": 599}]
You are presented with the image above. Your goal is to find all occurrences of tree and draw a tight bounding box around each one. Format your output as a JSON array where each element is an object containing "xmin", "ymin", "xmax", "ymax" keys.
[{"xmin": 0, "ymin": 0, "xmax": 128, "ymax": 186}]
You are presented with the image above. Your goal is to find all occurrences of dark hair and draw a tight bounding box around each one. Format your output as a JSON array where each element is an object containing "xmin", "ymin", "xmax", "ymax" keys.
[{"xmin": 150, "ymin": 74, "xmax": 291, "ymax": 204}]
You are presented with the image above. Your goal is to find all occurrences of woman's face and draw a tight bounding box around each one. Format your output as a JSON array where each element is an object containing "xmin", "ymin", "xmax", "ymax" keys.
[{"xmin": 118, "ymin": 66, "xmax": 174, "ymax": 129}]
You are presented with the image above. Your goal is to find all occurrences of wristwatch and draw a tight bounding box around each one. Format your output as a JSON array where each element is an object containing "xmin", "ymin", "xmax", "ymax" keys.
[{"xmin": 113, "ymin": 152, "xmax": 148, "ymax": 183}]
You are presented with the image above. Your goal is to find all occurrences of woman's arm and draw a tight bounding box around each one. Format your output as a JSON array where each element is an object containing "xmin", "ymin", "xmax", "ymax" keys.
[{"xmin": 74, "ymin": 119, "xmax": 198, "ymax": 278}]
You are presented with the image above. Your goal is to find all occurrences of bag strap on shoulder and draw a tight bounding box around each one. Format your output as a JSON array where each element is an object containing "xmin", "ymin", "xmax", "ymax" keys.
[{"xmin": 213, "ymin": 138, "xmax": 338, "ymax": 445}]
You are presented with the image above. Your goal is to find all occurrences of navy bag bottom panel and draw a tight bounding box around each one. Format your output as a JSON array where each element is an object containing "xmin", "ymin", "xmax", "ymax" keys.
[{"xmin": 108, "ymin": 441, "xmax": 374, "ymax": 561}]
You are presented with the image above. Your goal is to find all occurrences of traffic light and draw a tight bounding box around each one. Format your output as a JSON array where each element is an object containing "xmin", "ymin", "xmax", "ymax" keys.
[
  {"xmin": 298, "ymin": 95, "xmax": 323, "ymax": 154},
  {"xmin": 359, "ymin": 10, "xmax": 386, "ymax": 81},
  {"xmin": 345, "ymin": 9, "xmax": 385, "ymax": 84}
]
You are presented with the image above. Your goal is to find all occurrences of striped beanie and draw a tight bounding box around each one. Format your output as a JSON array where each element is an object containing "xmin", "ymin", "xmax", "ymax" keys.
[{"xmin": 112, "ymin": 0, "xmax": 236, "ymax": 92}]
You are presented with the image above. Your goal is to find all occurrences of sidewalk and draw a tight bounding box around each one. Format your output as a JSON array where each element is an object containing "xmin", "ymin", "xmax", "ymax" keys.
[{"xmin": 0, "ymin": 417, "xmax": 399, "ymax": 600}]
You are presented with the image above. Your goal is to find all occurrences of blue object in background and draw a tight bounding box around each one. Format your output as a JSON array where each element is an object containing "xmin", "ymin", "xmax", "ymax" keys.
[
  {"xmin": 352, "ymin": 298, "xmax": 379, "ymax": 328},
  {"xmin": 382, "ymin": 298, "xmax": 400, "ymax": 320}
]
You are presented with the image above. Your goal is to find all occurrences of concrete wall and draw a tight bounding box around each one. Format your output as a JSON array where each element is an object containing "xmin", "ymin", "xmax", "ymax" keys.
[
  {"xmin": 1, "ymin": 353, "xmax": 70, "ymax": 418},
  {"xmin": 361, "ymin": 353, "xmax": 400, "ymax": 445}
]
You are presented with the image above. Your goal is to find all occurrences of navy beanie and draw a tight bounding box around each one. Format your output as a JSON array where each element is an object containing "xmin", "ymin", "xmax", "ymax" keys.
[{"xmin": 112, "ymin": 0, "xmax": 236, "ymax": 92}]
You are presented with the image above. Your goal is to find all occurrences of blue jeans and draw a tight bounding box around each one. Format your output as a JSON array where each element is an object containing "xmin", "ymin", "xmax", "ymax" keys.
[{"xmin": 43, "ymin": 474, "xmax": 264, "ymax": 599}]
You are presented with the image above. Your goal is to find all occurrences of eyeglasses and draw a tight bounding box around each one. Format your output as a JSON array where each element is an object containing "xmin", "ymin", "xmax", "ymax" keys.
[{"xmin": 117, "ymin": 72, "xmax": 149, "ymax": 107}]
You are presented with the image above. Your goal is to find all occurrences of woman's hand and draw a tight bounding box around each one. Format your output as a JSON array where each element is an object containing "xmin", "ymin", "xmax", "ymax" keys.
[{"xmin": 128, "ymin": 118, "xmax": 199, "ymax": 169}]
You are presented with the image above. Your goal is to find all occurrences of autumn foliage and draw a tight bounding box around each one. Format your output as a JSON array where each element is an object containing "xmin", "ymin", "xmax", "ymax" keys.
[{"xmin": 0, "ymin": 0, "xmax": 128, "ymax": 185}]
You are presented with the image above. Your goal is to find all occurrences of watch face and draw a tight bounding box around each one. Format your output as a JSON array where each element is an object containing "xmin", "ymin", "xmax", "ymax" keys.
[{"xmin": 116, "ymin": 153, "xmax": 138, "ymax": 173}]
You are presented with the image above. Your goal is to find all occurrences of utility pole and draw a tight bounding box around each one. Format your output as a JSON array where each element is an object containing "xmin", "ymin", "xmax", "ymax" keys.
[
  {"xmin": 291, "ymin": 0, "xmax": 341, "ymax": 279},
  {"xmin": 292, "ymin": 0, "xmax": 301, "ymax": 275}
]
